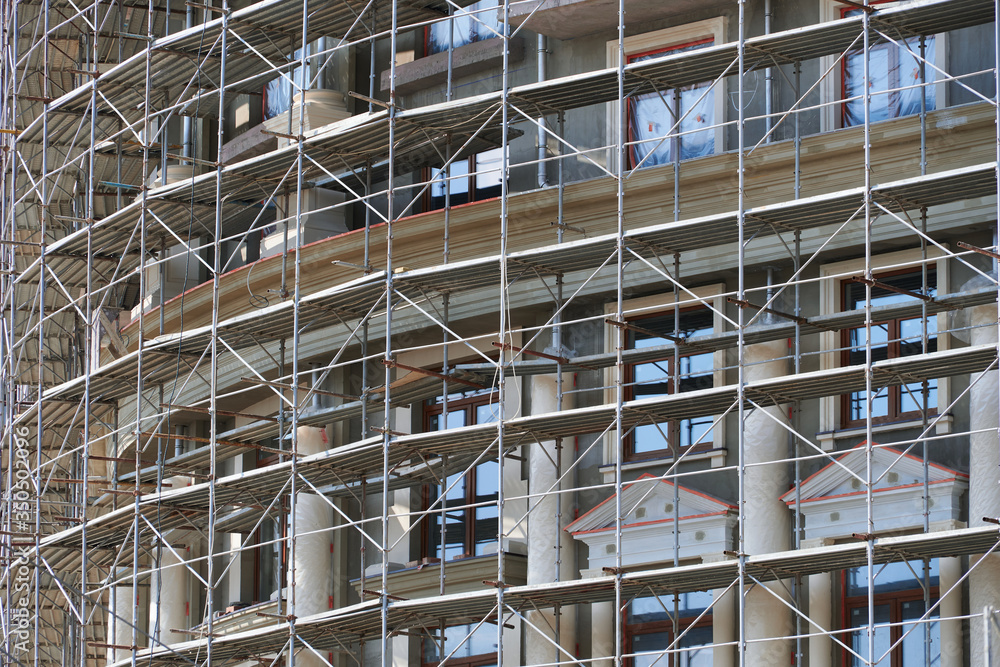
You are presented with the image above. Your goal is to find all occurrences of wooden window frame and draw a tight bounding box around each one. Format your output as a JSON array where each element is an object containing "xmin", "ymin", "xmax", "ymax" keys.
[
  {"xmin": 838, "ymin": 565, "xmax": 940, "ymax": 667},
  {"xmin": 421, "ymin": 390, "xmax": 500, "ymax": 561},
  {"xmin": 625, "ymin": 36, "xmax": 716, "ymax": 169},
  {"xmin": 838, "ymin": 266, "xmax": 938, "ymax": 429},
  {"xmin": 623, "ymin": 305, "xmax": 716, "ymax": 462}
]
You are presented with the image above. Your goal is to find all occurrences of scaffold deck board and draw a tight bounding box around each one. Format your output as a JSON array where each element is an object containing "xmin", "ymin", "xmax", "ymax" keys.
[
  {"xmin": 30, "ymin": 342, "xmax": 996, "ymax": 576},
  {"xmin": 107, "ymin": 525, "xmax": 1000, "ymax": 666}
]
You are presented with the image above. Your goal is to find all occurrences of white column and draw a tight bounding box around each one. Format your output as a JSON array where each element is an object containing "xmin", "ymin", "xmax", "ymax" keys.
[
  {"xmin": 939, "ymin": 556, "xmax": 963, "ymax": 667},
  {"xmin": 969, "ymin": 304, "xmax": 1000, "ymax": 665},
  {"xmin": 742, "ymin": 338, "xmax": 793, "ymax": 665},
  {"xmin": 807, "ymin": 571, "xmax": 833, "ymax": 667},
  {"xmin": 526, "ymin": 374, "xmax": 577, "ymax": 666},
  {"xmin": 107, "ymin": 569, "xmax": 134, "ymax": 666},
  {"xmin": 290, "ymin": 425, "xmax": 333, "ymax": 667},
  {"xmin": 148, "ymin": 477, "xmax": 191, "ymax": 648},
  {"xmin": 712, "ymin": 585, "xmax": 735, "ymax": 667},
  {"xmin": 590, "ymin": 597, "xmax": 614, "ymax": 667}
]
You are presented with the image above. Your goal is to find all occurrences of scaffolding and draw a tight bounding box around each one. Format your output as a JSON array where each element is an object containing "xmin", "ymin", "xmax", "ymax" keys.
[{"xmin": 2, "ymin": 0, "xmax": 1000, "ymax": 665}]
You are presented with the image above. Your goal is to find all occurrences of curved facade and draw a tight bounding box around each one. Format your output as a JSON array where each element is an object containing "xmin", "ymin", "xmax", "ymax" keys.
[{"xmin": 3, "ymin": 1, "xmax": 1000, "ymax": 666}]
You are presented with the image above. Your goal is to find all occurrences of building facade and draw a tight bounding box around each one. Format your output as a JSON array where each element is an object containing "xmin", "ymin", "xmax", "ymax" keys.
[{"xmin": 3, "ymin": 0, "xmax": 1000, "ymax": 666}]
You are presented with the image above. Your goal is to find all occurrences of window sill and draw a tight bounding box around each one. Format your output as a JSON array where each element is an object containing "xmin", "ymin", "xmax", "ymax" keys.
[
  {"xmin": 816, "ymin": 413, "xmax": 953, "ymax": 451},
  {"xmin": 380, "ymin": 37, "xmax": 525, "ymax": 96},
  {"xmin": 599, "ymin": 447, "xmax": 727, "ymax": 482}
]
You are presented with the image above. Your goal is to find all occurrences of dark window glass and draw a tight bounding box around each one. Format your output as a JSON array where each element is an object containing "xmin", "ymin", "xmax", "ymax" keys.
[
  {"xmin": 626, "ymin": 307, "xmax": 715, "ymax": 459},
  {"xmin": 841, "ymin": 268, "xmax": 936, "ymax": 426}
]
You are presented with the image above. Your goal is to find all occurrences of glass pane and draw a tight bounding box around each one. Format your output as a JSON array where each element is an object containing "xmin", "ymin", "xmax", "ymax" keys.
[
  {"xmin": 901, "ymin": 599, "xmax": 941, "ymax": 667},
  {"xmin": 900, "ymin": 313, "xmax": 938, "ymax": 415},
  {"xmin": 429, "ymin": 408, "xmax": 466, "ymax": 432},
  {"xmin": 473, "ymin": 461, "xmax": 499, "ymax": 555},
  {"xmin": 850, "ymin": 604, "xmax": 892, "ymax": 666},
  {"xmin": 846, "ymin": 560, "xmax": 939, "ymax": 597},
  {"xmin": 476, "ymin": 402, "xmax": 499, "ymax": 424},
  {"xmin": 844, "ymin": 270, "xmax": 937, "ymax": 310},
  {"xmin": 632, "ymin": 631, "xmax": 671, "ymax": 667},
  {"xmin": 629, "ymin": 308, "xmax": 714, "ymax": 454},
  {"xmin": 630, "ymin": 625, "xmax": 713, "ymax": 667},
  {"xmin": 474, "ymin": 148, "xmax": 504, "ymax": 195},
  {"xmin": 630, "ymin": 592, "xmax": 713, "ymax": 623},
  {"xmin": 678, "ymin": 624, "xmax": 714, "ymax": 667},
  {"xmin": 429, "ymin": 472, "xmax": 467, "ymax": 561},
  {"xmin": 424, "ymin": 622, "xmax": 498, "ymax": 661},
  {"xmin": 430, "ymin": 159, "xmax": 471, "ymax": 208}
]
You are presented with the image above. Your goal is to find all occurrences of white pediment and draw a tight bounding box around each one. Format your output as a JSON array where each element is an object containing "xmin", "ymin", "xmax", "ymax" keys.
[
  {"xmin": 567, "ymin": 474, "xmax": 735, "ymax": 570},
  {"xmin": 780, "ymin": 442, "xmax": 967, "ymax": 504},
  {"xmin": 567, "ymin": 473, "xmax": 734, "ymax": 534}
]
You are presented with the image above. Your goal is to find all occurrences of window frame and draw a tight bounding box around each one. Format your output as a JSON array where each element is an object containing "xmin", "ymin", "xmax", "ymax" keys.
[
  {"xmin": 424, "ymin": 147, "xmax": 506, "ymax": 212},
  {"xmin": 603, "ymin": 284, "xmax": 728, "ymax": 472},
  {"xmin": 818, "ymin": 1, "xmax": 946, "ymax": 132},
  {"xmin": 421, "ymin": 389, "xmax": 501, "ymax": 561},
  {"xmin": 624, "ymin": 592, "xmax": 715, "ymax": 667},
  {"xmin": 624, "ymin": 37, "xmax": 718, "ymax": 169},
  {"xmin": 422, "ymin": 622, "xmax": 499, "ymax": 667},
  {"xmin": 817, "ymin": 248, "xmax": 951, "ymax": 447},
  {"xmin": 606, "ymin": 18, "xmax": 728, "ymax": 172},
  {"xmin": 838, "ymin": 561, "xmax": 941, "ymax": 667},
  {"xmin": 623, "ymin": 305, "xmax": 717, "ymax": 462},
  {"xmin": 839, "ymin": 266, "xmax": 939, "ymax": 428}
]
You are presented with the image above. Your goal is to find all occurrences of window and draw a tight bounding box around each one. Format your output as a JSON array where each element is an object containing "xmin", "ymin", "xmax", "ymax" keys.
[
  {"xmin": 841, "ymin": 559, "xmax": 940, "ymax": 666},
  {"xmin": 264, "ymin": 48, "xmax": 309, "ymax": 120},
  {"xmin": 262, "ymin": 39, "xmax": 339, "ymax": 120},
  {"xmin": 626, "ymin": 592, "xmax": 714, "ymax": 667},
  {"xmin": 426, "ymin": 0, "xmax": 501, "ymax": 55},
  {"xmin": 607, "ymin": 18, "xmax": 727, "ymax": 171},
  {"xmin": 626, "ymin": 307, "xmax": 715, "ymax": 460},
  {"xmin": 603, "ymin": 285, "xmax": 727, "ymax": 471},
  {"xmin": 427, "ymin": 147, "xmax": 504, "ymax": 210},
  {"xmin": 627, "ymin": 38, "xmax": 716, "ymax": 167},
  {"xmin": 423, "ymin": 390, "xmax": 499, "ymax": 560},
  {"xmin": 841, "ymin": 2, "xmax": 936, "ymax": 127},
  {"xmin": 817, "ymin": 248, "xmax": 950, "ymax": 444},
  {"xmin": 423, "ymin": 622, "xmax": 498, "ymax": 667},
  {"xmin": 840, "ymin": 268, "xmax": 937, "ymax": 427}
]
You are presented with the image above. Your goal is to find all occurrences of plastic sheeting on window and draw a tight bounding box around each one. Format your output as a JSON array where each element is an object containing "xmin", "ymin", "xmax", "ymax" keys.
[
  {"xmin": 627, "ymin": 40, "xmax": 715, "ymax": 168},
  {"xmin": 843, "ymin": 36, "xmax": 936, "ymax": 127},
  {"xmin": 264, "ymin": 48, "xmax": 308, "ymax": 120},
  {"xmin": 427, "ymin": 0, "xmax": 501, "ymax": 55}
]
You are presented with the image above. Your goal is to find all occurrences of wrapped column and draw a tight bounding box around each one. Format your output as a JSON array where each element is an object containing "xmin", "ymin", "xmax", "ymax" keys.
[
  {"xmin": 590, "ymin": 598, "xmax": 614, "ymax": 667},
  {"xmin": 526, "ymin": 374, "xmax": 576, "ymax": 666},
  {"xmin": 289, "ymin": 425, "xmax": 333, "ymax": 667},
  {"xmin": 968, "ymin": 304, "xmax": 1000, "ymax": 665},
  {"xmin": 106, "ymin": 568, "xmax": 135, "ymax": 666},
  {"xmin": 742, "ymin": 338, "xmax": 793, "ymax": 665},
  {"xmin": 148, "ymin": 477, "xmax": 190, "ymax": 647},
  {"xmin": 939, "ymin": 556, "xmax": 963, "ymax": 667},
  {"xmin": 807, "ymin": 571, "xmax": 833, "ymax": 667}
]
